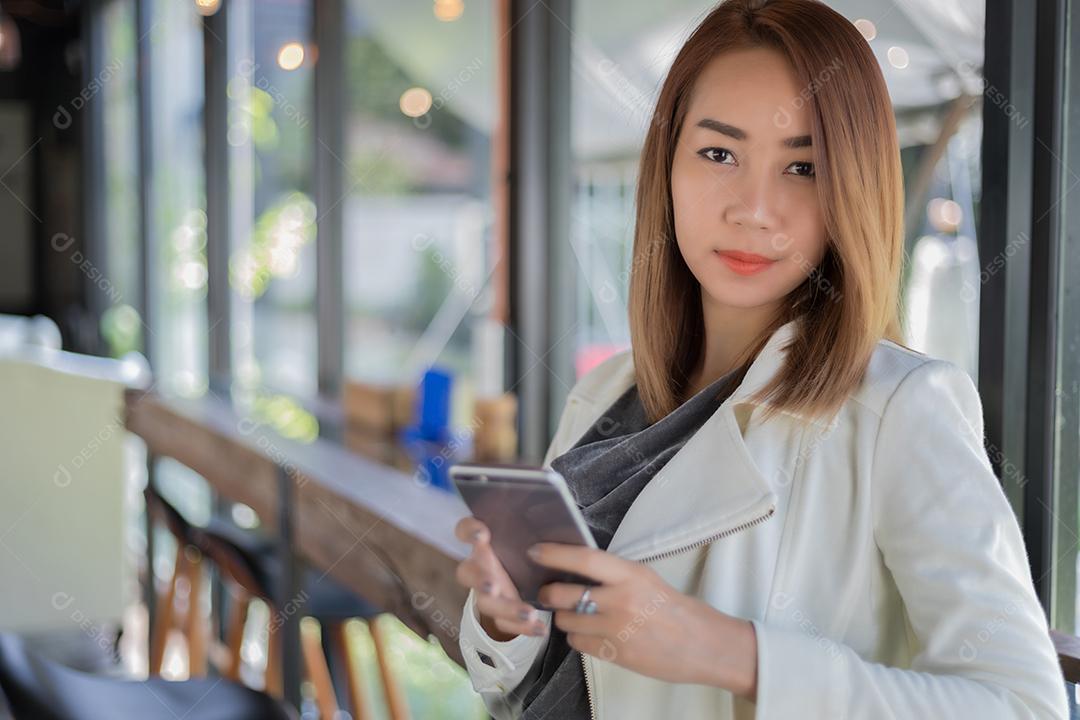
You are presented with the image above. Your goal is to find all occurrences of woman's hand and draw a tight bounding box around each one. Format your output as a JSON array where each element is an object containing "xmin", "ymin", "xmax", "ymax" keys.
[
  {"xmin": 453, "ymin": 516, "xmax": 550, "ymax": 641},
  {"xmin": 529, "ymin": 542, "xmax": 758, "ymax": 700}
]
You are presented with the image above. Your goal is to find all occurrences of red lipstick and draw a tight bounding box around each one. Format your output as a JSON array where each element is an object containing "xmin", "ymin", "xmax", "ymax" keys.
[{"xmin": 715, "ymin": 250, "xmax": 777, "ymax": 276}]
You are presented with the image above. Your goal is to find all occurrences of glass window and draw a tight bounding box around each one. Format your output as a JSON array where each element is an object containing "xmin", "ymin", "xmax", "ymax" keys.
[
  {"xmin": 891, "ymin": 0, "xmax": 986, "ymax": 384},
  {"xmin": 141, "ymin": 1, "xmax": 214, "ymax": 677},
  {"xmin": 1051, "ymin": 0, "xmax": 1080, "ymax": 637},
  {"xmin": 99, "ymin": 0, "xmax": 142, "ymax": 359},
  {"xmin": 227, "ymin": 0, "xmax": 317, "ymax": 397},
  {"xmin": 342, "ymin": 0, "xmax": 497, "ymax": 426},
  {"xmin": 148, "ymin": 0, "xmax": 207, "ymax": 396},
  {"xmin": 566, "ymin": 3, "xmax": 706, "ymax": 380}
]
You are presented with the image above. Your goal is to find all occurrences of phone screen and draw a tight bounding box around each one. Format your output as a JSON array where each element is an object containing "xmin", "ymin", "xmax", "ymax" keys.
[{"xmin": 453, "ymin": 469, "xmax": 596, "ymax": 607}]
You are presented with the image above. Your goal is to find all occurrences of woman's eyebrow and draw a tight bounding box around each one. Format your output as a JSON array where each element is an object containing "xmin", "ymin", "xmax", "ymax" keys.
[{"xmin": 694, "ymin": 117, "xmax": 812, "ymax": 148}]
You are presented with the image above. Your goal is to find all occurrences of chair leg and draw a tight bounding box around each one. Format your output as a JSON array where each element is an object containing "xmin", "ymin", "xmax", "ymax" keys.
[
  {"xmin": 183, "ymin": 547, "xmax": 208, "ymax": 676},
  {"xmin": 266, "ymin": 619, "xmax": 283, "ymax": 698},
  {"xmin": 370, "ymin": 615, "xmax": 410, "ymax": 720},
  {"xmin": 149, "ymin": 543, "xmax": 185, "ymax": 675},
  {"xmin": 224, "ymin": 587, "xmax": 251, "ymax": 682},
  {"xmin": 332, "ymin": 621, "xmax": 369, "ymax": 720},
  {"xmin": 300, "ymin": 618, "xmax": 340, "ymax": 720}
]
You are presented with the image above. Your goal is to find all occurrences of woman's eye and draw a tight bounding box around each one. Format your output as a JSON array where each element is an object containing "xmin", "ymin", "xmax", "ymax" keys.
[
  {"xmin": 787, "ymin": 161, "xmax": 816, "ymax": 178},
  {"xmin": 697, "ymin": 147, "xmax": 734, "ymax": 164}
]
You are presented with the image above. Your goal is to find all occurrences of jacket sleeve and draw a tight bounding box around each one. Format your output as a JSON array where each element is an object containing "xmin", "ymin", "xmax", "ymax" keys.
[
  {"xmin": 457, "ymin": 391, "xmax": 586, "ymax": 719},
  {"xmin": 458, "ymin": 587, "xmax": 554, "ymax": 719},
  {"xmin": 750, "ymin": 359, "xmax": 1069, "ymax": 719}
]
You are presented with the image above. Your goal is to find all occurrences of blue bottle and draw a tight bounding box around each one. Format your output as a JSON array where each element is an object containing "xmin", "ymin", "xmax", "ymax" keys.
[{"xmin": 401, "ymin": 366, "xmax": 457, "ymax": 491}]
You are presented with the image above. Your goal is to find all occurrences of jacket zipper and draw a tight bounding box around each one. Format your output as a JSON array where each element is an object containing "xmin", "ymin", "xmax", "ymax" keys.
[
  {"xmin": 578, "ymin": 503, "xmax": 776, "ymax": 719},
  {"xmin": 633, "ymin": 504, "xmax": 776, "ymax": 564},
  {"xmin": 580, "ymin": 652, "xmax": 597, "ymax": 720}
]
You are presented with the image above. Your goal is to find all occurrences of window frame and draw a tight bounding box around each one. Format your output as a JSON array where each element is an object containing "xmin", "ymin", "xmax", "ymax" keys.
[{"xmin": 91, "ymin": 0, "xmax": 1080, "ymax": 633}]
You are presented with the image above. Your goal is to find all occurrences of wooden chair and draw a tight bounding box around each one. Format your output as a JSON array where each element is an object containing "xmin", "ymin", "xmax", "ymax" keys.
[
  {"xmin": 145, "ymin": 488, "xmax": 209, "ymax": 677},
  {"xmin": 145, "ymin": 488, "xmax": 410, "ymax": 720}
]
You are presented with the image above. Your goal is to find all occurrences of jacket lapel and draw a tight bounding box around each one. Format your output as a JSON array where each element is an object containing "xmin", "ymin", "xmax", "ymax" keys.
[
  {"xmin": 606, "ymin": 400, "xmax": 779, "ymax": 560},
  {"xmin": 567, "ymin": 318, "xmax": 812, "ymax": 561}
]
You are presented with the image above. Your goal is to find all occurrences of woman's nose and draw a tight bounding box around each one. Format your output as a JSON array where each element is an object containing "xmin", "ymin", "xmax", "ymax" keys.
[{"xmin": 724, "ymin": 173, "xmax": 780, "ymax": 231}]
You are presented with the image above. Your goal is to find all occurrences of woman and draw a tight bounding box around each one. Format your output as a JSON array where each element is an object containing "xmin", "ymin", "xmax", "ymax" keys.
[{"xmin": 454, "ymin": 1, "xmax": 1069, "ymax": 718}]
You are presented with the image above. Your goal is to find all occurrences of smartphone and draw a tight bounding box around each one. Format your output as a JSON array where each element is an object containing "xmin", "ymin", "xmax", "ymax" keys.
[{"xmin": 450, "ymin": 462, "xmax": 598, "ymax": 608}]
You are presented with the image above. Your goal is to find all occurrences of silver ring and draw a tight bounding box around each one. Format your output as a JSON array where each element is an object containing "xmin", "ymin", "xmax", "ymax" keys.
[{"xmin": 574, "ymin": 585, "xmax": 598, "ymax": 614}]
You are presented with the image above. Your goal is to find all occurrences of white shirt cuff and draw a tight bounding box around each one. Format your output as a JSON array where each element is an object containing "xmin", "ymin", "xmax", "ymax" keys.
[{"xmin": 458, "ymin": 588, "xmax": 552, "ymax": 694}]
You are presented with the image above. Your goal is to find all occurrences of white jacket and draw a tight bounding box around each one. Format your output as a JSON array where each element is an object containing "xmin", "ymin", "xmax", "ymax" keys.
[{"xmin": 458, "ymin": 318, "xmax": 1069, "ymax": 719}]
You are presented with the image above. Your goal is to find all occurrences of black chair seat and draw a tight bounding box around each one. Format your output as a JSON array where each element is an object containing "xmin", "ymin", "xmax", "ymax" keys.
[
  {"xmin": 0, "ymin": 634, "xmax": 292, "ymax": 720},
  {"xmin": 146, "ymin": 489, "xmax": 381, "ymax": 621},
  {"xmin": 201, "ymin": 522, "xmax": 382, "ymax": 620},
  {"xmin": 195, "ymin": 514, "xmax": 381, "ymax": 620}
]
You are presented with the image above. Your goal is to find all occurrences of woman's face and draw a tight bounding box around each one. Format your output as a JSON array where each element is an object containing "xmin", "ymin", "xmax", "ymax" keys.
[{"xmin": 670, "ymin": 46, "xmax": 828, "ymax": 313}]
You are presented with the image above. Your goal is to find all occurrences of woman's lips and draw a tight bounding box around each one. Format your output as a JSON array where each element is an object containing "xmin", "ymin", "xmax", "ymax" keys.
[{"xmin": 714, "ymin": 250, "xmax": 777, "ymax": 276}]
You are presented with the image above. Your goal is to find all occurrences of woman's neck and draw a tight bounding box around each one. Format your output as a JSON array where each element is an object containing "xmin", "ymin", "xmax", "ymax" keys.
[{"xmin": 684, "ymin": 296, "xmax": 782, "ymax": 399}]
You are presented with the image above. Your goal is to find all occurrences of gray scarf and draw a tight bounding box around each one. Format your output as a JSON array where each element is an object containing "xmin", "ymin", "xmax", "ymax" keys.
[{"xmin": 518, "ymin": 369, "xmax": 739, "ymax": 719}]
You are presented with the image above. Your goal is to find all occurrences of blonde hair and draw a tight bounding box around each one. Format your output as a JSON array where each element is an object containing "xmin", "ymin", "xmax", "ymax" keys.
[{"xmin": 629, "ymin": 0, "xmax": 907, "ymax": 425}]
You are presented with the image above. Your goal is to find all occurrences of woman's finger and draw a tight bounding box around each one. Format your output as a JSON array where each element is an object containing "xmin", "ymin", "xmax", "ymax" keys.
[
  {"xmin": 475, "ymin": 592, "xmax": 549, "ymax": 636},
  {"xmin": 468, "ymin": 535, "xmax": 525, "ymax": 600},
  {"xmin": 453, "ymin": 515, "xmax": 529, "ymax": 600},
  {"xmin": 456, "ymin": 560, "xmax": 548, "ymax": 637},
  {"xmin": 456, "ymin": 556, "xmax": 498, "ymax": 594},
  {"xmin": 493, "ymin": 612, "xmax": 550, "ymax": 638},
  {"xmin": 456, "ymin": 550, "xmax": 521, "ymax": 600},
  {"xmin": 454, "ymin": 516, "xmax": 490, "ymax": 544},
  {"xmin": 528, "ymin": 543, "xmax": 630, "ymax": 585},
  {"xmin": 536, "ymin": 581, "xmax": 614, "ymax": 613}
]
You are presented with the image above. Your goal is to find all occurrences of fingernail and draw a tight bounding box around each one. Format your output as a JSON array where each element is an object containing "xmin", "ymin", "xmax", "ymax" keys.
[
  {"xmin": 526, "ymin": 545, "xmax": 541, "ymax": 560},
  {"xmin": 470, "ymin": 529, "xmax": 485, "ymax": 542},
  {"xmin": 518, "ymin": 608, "xmax": 535, "ymax": 621},
  {"xmin": 481, "ymin": 580, "xmax": 494, "ymax": 594},
  {"xmin": 532, "ymin": 621, "xmax": 547, "ymax": 636}
]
